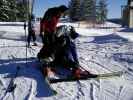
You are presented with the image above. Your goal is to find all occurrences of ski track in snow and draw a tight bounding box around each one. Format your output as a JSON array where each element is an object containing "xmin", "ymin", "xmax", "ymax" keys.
[
  {"xmin": 0, "ymin": 24, "xmax": 133, "ymax": 100},
  {"xmin": 24, "ymin": 80, "xmax": 34, "ymax": 100}
]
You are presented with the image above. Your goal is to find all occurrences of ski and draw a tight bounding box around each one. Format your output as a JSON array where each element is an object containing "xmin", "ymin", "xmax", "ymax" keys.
[
  {"xmin": 49, "ymin": 71, "xmax": 124, "ymax": 83},
  {"xmin": 6, "ymin": 66, "xmax": 20, "ymax": 92},
  {"xmin": 1, "ymin": 66, "xmax": 21, "ymax": 100},
  {"xmin": 45, "ymin": 76, "xmax": 58, "ymax": 95},
  {"xmin": 38, "ymin": 62, "xmax": 57, "ymax": 95}
]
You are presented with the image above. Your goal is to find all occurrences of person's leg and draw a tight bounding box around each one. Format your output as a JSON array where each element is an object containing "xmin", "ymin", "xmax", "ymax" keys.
[
  {"xmin": 63, "ymin": 42, "xmax": 79, "ymax": 68},
  {"xmin": 27, "ymin": 30, "xmax": 32, "ymax": 46},
  {"xmin": 32, "ymin": 31, "xmax": 37, "ymax": 46},
  {"xmin": 41, "ymin": 34, "xmax": 44, "ymax": 44},
  {"xmin": 70, "ymin": 42, "xmax": 79, "ymax": 63},
  {"xmin": 62, "ymin": 45, "xmax": 78, "ymax": 69},
  {"xmin": 66, "ymin": 42, "xmax": 92, "ymax": 78},
  {"xmin": 40, "ymin": 60, "xmax": 52, "ymax": 77},
  {"xmin": 40, "ymin": 55, "xmax": 55, "ymax": 77},
  {"xmin": 32, "ymin": 31, "xmax": 36, "ymax": 42}
]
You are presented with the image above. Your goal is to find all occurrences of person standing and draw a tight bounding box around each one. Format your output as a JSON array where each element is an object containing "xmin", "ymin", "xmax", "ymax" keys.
[
  {"xmin": 27, "ymin": 14, "xmax": 37, "ymax": 47},
  {"xmin": 38, "ymin": 5, "xmax": 68, "ymax": 76}
]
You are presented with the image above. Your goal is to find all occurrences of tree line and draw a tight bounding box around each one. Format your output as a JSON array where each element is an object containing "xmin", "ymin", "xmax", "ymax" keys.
[
  {"xmin": 0, "ymin": 0, "xmax": 107, "ymax": 23},
  {"xmin": 69, "ymin": 0, "xmax": 107, "ymax": 24}
]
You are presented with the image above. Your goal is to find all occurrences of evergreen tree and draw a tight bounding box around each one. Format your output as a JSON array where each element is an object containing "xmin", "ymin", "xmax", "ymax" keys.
[
  {"xmin": 69, "ymin": 0, "xmax": 81, "ymax": 21},
  {"xmin": 96, "ymin": 0, "xmax": 107, "ymax": 24},
  {"xmin": 0, "ymin": 0, "xmax": 10, "ymax": 21},
  {"xmin": 16, "ymin": 0, "xmax": 28, "ymax": 21},
  {"xmin": 0, "ymin": 0, "xmax": 17, "ymax": 21},
  {"xmin": 81, "ymin": 0, "xmax": 96, "ymax": 21},
  {"xmin": 0, "ymin": 0, "xmax": 28, "ymax": 21},
  {"xmin": 8, "ymin": 0, "xmax": 18, "ymax": 21}
]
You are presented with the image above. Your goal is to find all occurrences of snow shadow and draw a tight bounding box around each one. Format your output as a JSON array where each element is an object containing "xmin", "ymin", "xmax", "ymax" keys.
[
  {"xmin": 0, "ymin": 23, "xmax": 24, "ymax": 26},
  {"xmin": 0, "ymin": 31, "xmax": 42, "ymax": 44},
  {"xmin": 88, "ymin": 33, "xmax": 128, "ymax": 44},
  {"xmin": 119, "ymin": 28, "xmax": 133, "ymax": 32},
  {"xmin": 0, "ymin": 58, "xmax": 55, "ymax": 98},
  {"xmin": 112, "ymin": 53, "xmax": 133, "ymax": 63},
  {"xmin": 0, "ymin": 31, "xmax": 6, "ymax": 37},
  {"xmin": 0, "ymin": 31, "xmax": 26, "ymax": 42}
]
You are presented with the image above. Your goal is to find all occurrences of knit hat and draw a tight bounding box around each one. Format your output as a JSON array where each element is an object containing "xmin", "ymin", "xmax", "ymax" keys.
[{"xmin": 58, "ymin": 5, "xmax": 68, "ymax": 12}]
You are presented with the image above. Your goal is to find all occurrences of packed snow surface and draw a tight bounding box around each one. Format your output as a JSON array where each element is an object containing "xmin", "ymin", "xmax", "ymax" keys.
[{"xmin": 0, "ymin": 22, "xmax": 133, "ymax": 100}]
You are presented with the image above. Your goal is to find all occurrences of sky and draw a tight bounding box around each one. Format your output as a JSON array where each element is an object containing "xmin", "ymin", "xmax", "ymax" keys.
[{"xmin": 33, "ymin": 0, "xmax": 127, "ymax": 19}]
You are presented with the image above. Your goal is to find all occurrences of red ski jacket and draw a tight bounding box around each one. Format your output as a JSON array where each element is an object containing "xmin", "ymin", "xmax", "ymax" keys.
[{"xmin": 40, "ymin": 15, "xmax": 60, "ymax": 33}]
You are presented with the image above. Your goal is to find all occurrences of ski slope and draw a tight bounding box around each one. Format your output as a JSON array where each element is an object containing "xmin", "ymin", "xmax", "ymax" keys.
[{"xmin": 0, "ymin": 22, "xmax": 133, "ymax": 100}]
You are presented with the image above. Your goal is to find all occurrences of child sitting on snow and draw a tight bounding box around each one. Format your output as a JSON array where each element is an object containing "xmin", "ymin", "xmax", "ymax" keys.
[{"xmin": 38, "ymin": 25, "xmax": 91, "ymax": 78}]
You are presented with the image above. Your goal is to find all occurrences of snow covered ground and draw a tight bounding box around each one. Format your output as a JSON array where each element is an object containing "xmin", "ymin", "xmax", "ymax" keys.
[{"xmin": 0, "ymin": 22, "xmax": 133, "ymax": 100}]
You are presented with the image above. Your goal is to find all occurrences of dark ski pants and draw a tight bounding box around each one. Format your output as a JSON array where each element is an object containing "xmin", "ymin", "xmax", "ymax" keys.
[
  {"xmin": 53, "ymin": 41, "xmax": 79, "ymax": 69},
  {"xmin": 27, "ymin": 30, "xmax": 36, "ymax": 44}
]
